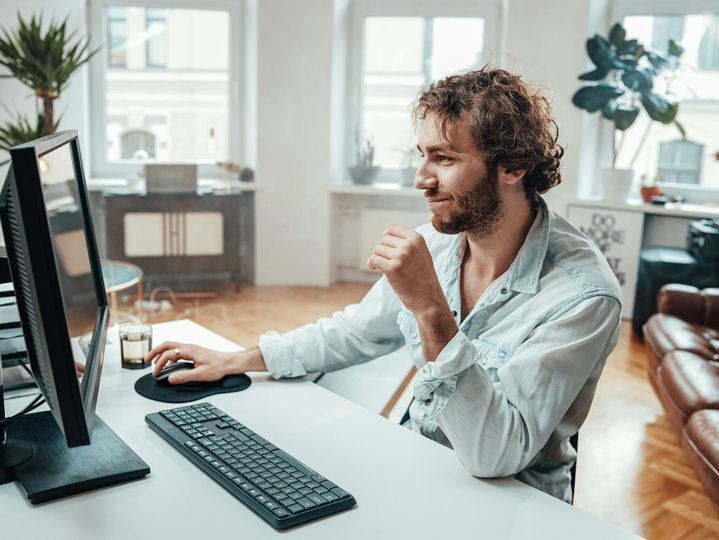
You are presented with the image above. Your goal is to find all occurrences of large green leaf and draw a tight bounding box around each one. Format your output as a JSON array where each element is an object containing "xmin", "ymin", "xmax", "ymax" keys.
[
  {"xmin": 608, "ymin": 23, "xmax": 626, "ymax": 48},
  {"xmin": 668, "ymin": 39, "xmax": 684, "ymax": 57},
  {"xmin": 621, "ymin": 68, "xmax": 653, "ymax": 91},
  {"xmin": 613, "ymin": 104, "xmax": 639, "ymax": 131},
  {"xmin": 601, "ymin": 102, "xmax": 617, "ymax": 120},
  {"xmin": 579, "ymin": 66, "xmax": 610, "ymax": 81},
  {"xmin": 572, "ymin": 83, "xmax": 625, "ymax": 113},
  {"xmin": 586, "ymin": 35, "xmax": 614, "ymax": 69},
  {"xmin": 644, "ymin": 49, "xmax": 670, "ymax": 71},
  {"xmin": 640, "ymin": 90, "xmax": 678, "ymax": 124}
]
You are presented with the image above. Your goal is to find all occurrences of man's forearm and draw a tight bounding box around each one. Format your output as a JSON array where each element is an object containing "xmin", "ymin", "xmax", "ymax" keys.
[
  {"xmin": 414, "ymin": 303, "xmax": 458, "ymax": 361},
  {"xmin": 228, "ymin": 347, "xmax": 267, "ymax": 374}
]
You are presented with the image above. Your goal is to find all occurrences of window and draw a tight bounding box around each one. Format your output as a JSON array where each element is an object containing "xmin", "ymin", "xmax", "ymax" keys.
[
  {"xmin": 145, "ymin": 8, "xmax": 168, "ymax": 68},
  {"xmin": 107, "ymin": 7, "xmax": 128, "ymax": 67},
  {"xmin": 657, "ymin": 139, "xmax": 704, "ymax": 183},
  {"xmin": 611, "ymin": 9, "xmax": 719, "ymax": 190},
  {"xmin": 349, "ymin": 2, "xmax": 497, "ymax": 182},
  {"xmin": 89, "ymin": 1, "xmax": 243, "ymax": 177}
]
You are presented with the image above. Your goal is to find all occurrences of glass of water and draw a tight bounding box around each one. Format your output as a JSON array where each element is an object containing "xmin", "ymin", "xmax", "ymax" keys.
[{"xmin": 119, "ymin": 323, "xmax": 153, "ymax": 370}]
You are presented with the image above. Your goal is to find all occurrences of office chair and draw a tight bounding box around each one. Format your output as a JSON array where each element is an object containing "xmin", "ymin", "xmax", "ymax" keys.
[{"xmin": 569, "ymin": 432, "xmax": 579, "ymax": 505}]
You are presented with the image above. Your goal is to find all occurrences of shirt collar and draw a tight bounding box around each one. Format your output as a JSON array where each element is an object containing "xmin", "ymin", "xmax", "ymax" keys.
[{"xmin": 444, "ymin": 196, "xmax": 550, "ymax": 296}]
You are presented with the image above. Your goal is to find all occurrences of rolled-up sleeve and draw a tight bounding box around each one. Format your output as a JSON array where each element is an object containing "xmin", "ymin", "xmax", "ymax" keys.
[
  {"xmin": 259, "ymin": 276, "xmax": 405, "ymax": 379},
  {"xmin": 412, "ymin": 294, "xmax": 621, "ymax": 477}
]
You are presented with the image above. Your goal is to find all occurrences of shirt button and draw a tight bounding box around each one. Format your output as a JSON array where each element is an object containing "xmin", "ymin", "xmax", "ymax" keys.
[
  {"xmin": 500, "ymin": 288, "xmax": 508, "ymax": 295},
  {"xmin": 411, "ymin": 332, "xmax": 417, "ymax": 339},
  {"xmin": 424, "ymin": 399, "xmax": 432, "ymax": 406},
  {"xmin": 452, "ymin": 310, "xmax": 457, "ymax": 317},
  {"xmin": 480, "ymin": 358, "xmax": 488, "ymax": 366}
]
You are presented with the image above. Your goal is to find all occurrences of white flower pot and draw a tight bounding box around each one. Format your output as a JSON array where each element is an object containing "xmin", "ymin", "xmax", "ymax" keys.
[{"xmin": 601, "ymin": 168, "xmax": 634, "ymax": 202}]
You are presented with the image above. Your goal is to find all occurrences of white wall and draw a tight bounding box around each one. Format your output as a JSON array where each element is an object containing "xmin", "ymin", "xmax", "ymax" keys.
[
  {"xmin": 503, "ymin": 0, "xmax": 610, "ymax": 215},
  {"xmin": 254, "ymin": 0, "xmax": 335, "ymax": 285},
  {"xmin": 0, "ymin": 0, "xmax": 91, "ymax": 176}
]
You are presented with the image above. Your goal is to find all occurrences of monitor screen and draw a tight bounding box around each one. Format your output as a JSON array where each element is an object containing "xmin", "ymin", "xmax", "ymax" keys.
[{"xmin": 38, "ymin": 143, "xmax": 97, "ymax": 360}]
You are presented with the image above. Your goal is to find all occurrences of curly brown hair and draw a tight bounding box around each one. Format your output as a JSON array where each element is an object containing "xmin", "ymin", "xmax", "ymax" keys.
[{"xmin": 415, "ymin": 67, "xmax": 564, "ymax": 197}]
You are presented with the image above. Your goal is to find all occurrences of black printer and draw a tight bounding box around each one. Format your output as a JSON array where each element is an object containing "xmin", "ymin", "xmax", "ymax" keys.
[{"xmin": 688, "ymin": 219, "xmax": 719, "ymax": 262}]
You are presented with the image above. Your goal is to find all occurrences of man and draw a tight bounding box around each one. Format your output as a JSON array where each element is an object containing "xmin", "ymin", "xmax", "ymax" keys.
[{"xmin": 147, "ymin": 67, "xmax": 622, "ymax": 503}]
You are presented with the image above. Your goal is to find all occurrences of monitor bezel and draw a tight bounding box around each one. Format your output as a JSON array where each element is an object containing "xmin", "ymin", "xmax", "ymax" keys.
[{"xmin": 1, "ymin": 130, "xmax": 109, "ymax": 446}]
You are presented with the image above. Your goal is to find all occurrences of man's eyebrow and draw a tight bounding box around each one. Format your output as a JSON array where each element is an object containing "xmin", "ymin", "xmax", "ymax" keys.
[{"xmin": 418, "ymin": 143, "xmax": 462, "ymax": 154}]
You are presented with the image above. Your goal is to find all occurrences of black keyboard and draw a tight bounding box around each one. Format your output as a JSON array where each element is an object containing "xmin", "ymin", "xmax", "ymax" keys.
[{"xmin": 145, "ymin": 403, "xmax": 356, "ymax": 529}]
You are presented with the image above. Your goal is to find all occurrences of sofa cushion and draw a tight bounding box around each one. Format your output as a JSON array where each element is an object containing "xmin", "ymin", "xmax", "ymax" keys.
[
  {"xmin": 644, "ymin": 314, "xmax": 719, "ymax": 363},
  {"xmin": 683, "ymin": 410, "xmax": 719, "ymax": 512},
  {"xmin": 660, "ymin": 352, "xmax": 719, "ymax": 419}
]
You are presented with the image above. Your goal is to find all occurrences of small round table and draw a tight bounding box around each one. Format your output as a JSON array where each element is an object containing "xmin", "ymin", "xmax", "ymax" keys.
[{"xmin": 101, "ymin": 260, "xmax": 144, "ymax": 323}]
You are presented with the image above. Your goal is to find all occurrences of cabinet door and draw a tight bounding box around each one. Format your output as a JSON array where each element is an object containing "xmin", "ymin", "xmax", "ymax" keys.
[
  {"xmin": 123, "ymin": 211, "xmax": 223, "ymax": 257},
  {"xmin": 567, "ymin": 205, "xmax": 644, "ymax": 319}
]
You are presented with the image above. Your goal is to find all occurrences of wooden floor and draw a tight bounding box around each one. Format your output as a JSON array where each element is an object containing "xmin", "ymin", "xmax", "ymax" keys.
[{"xmin": 137, "ymin": 282, "xmax": 719, "ymax": 539}]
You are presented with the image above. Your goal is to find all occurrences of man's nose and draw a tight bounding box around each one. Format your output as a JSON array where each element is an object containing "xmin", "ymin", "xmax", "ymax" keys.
[{"xmin": 413, "ymin": 161, "xmax": 437, "ymax": 190}]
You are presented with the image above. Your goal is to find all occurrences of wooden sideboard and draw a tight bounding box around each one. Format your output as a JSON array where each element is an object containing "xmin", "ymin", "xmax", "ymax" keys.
[{"xmin": 103, "ymin": 191, "xmax": 252, "ymax": 290}]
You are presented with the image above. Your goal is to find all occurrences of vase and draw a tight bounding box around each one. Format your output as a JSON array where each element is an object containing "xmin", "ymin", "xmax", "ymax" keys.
[
  {"xmin": 601, "ymin": 168, "xmax": 634, "ymax": 202},
  {"xmin": 640, "ymin": 185, "xmax": 663, "ymax": 203}
]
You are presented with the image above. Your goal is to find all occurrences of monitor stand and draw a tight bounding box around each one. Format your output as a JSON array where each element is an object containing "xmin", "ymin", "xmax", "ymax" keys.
[{"xmin": 4, "ymin": 410, "xmax": 150, "ymax": 503}]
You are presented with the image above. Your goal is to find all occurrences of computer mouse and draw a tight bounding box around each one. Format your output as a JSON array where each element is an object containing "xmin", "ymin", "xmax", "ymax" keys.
[{"xmin": 153, "ymin": 362, "xmax": 197, "ymax": 386}]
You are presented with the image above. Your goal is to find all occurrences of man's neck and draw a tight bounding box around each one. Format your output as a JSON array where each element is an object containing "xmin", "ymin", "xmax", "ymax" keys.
[{"xmin": 463, "ymin": 195, "xmax": 537, "ymax": 282}]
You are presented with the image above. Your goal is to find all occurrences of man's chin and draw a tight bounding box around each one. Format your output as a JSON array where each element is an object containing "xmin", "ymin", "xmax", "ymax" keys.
[{"xmin": 431, "ymin": 216, "xmax": 461, "ymax": 235}]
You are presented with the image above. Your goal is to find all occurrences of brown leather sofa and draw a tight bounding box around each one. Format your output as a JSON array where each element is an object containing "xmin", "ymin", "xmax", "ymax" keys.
[{"xmin": 643, "ymin": 284, "xmax": 719, "ymax": 510}]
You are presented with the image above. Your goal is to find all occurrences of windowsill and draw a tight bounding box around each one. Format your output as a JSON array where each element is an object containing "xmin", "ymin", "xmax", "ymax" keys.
[
  {"xmin": 330, "ymin": 183, "xmax": 422, "ymax": 197},
  {"xmin": 570, "ymin": 197, "xmax": 719, "ymax": 218}
]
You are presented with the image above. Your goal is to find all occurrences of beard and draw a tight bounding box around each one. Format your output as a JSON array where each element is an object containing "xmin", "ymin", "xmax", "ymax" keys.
[{"xmin": 429, "ymin": 168, "xmax": 503, "ymax": 236}]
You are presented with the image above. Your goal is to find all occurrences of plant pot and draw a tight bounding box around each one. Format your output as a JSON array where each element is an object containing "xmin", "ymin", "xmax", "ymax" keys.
[
  {"xmin": 640, "ymin": 185, "xmax": 663, "ymax": 203},
  {"xmin": 601, "ymin": 168, "xmax": 634, "ymax": 202},
  {"xmin": 348, "ymin": 165, "xmax": 380, "ymax": 185}
]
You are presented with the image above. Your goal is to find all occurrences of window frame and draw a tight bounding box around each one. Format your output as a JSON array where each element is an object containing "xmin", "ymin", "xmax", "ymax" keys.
[
  {"xmin": 88, "ymin": 0, "xmax": 245, "ymax": 179},
  {"xmin": 346, "ymin": 0, "xmax": 502, "ymax": 185},
  {"xmin": 603, "ymin": 0, "xmax": 719, "ymax": 200}
]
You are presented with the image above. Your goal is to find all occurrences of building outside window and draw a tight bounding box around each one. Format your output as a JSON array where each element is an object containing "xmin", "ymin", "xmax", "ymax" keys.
[
  {"xmin": 612, "ymin": 10, "xmax": 719, "ymax": 190},
  {"xmin": 107, "ymin": 7, "xmax": 128, "ymax": 67},
  {"xmin": 89, "ymin": 1, "xmax": 242, "ymax": 177}
]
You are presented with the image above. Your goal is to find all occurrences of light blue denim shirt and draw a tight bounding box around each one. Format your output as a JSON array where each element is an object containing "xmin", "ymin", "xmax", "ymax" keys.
[{"xmin": 259, "ymin": 197, "xmax": 622, "ymax": 502}]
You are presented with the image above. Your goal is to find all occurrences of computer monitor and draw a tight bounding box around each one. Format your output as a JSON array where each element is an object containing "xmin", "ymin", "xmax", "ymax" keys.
[{"xmin": 0, "ymin": 130, "xmax": 149, "ymax": 503}]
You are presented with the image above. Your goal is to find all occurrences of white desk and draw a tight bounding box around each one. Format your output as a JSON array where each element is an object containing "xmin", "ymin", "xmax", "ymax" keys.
[{"xmin": 1, "ymin": 320, "xmax": 639, "ymax": 539}]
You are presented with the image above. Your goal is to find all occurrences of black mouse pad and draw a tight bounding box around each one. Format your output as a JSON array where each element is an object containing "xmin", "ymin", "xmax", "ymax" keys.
[{"xmin": 134, "ymin": 372, "xmax": 251, "ymax": 403}]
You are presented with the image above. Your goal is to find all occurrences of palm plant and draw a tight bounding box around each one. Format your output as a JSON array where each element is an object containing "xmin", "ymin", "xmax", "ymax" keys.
[
  {"xmin": 0, "ymin": 13, "xmax": 99, "ymax": 138},
  {"xmin": 0, "ymin": 110, "xmax": 59, "ymax": 163}
]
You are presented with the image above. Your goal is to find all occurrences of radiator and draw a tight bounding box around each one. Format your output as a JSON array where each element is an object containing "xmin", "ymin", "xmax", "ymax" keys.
[{"xmin": 358, "ymin": 209, "xmax": 430, "ymax": 271}]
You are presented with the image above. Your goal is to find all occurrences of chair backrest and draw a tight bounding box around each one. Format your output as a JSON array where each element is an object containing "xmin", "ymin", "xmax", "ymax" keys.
[{"xmin": 569, "ymin": 432, "xmax": 579, "ymax": 505}]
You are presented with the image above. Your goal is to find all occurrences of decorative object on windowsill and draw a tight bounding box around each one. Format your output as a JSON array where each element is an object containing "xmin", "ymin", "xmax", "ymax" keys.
[
  {"xmin": 639, "ymin": 174, "xmax": 664, "ymax": 203},
  {"xmin": 572, "ymin": 22, "xmax": 685, "ymax": 203},
  {"xmin": 348, "ymin": 136, "xmax": 379, "ymax": 185},
  {"xmin": 0, "ymin": 13, "xmax": 99, "ymax": 162},
  {"xmin": 394, "ymin": 143, "xmax": 420, "ymax": 187}
]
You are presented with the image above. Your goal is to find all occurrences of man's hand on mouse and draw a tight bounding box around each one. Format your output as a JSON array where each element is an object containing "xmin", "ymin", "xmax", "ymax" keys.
[{"xmin": 146, "ymin": 342, "xmax": 268, "ymax": 384}]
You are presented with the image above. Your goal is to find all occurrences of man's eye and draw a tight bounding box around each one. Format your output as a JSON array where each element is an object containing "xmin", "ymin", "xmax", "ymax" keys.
[{"xmin": 437, "ymin": 155, "xmax": 453, "ymax": 163}]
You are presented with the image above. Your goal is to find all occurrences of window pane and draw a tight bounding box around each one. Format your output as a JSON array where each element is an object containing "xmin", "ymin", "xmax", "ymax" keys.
[
  {"xmin": 104, "ymin": 6, "xmax": 230, "ymax": 163},
  {"xmin": 617, "ymin": 14, "xmax": 719, "ymax": 189},
  {"xmin": 361, "ymin": 16, "xmax": 484, "ymax": 170}
]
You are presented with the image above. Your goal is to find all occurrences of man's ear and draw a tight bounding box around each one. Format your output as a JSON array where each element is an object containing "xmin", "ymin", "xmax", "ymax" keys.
[{"xmin": 498, "ymin": 164, "xmax": 526, "ymax": 186}]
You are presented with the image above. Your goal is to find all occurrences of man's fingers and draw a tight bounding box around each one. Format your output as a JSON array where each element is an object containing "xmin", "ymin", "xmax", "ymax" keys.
[
  {"xmin": 378, "ymin": 235, "xmax": 401, "ymax": 248},
  {"xmin": 383, "ymin": 225, "xmax": 413, "ymax": 239},
  {"xmin": 146, "ymin": 341, "xmax": 179, "ymax": 364},
  {"xmin": 367, "ymin": 254, "xmax": 391, "ymax": 272},
  {"xmin": 372, "ymin": 244, "xmax": 396, "ymax": 260},
  {"xmin": 152, "ymin": 348, "xmax": 182, "ymax": 377}
]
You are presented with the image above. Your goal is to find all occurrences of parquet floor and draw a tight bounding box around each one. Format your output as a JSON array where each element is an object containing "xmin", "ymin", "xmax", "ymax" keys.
[{"xmin": 137, "ymin": 282, "xmax": 719, "ymax": 539}]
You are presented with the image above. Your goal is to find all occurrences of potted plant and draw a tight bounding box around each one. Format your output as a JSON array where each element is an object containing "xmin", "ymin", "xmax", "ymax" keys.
[
  {"xmin": 394, "ymin": 143, "xmax": 420, "ymax": 187},
  {"xmin": 348, "ymin": 136, "xmax": 379, "ymax": 185},
  {"xmin": 639, "ymin": 173, "xmax": 664, "ymax": 203},
  {"xmin": 0, "ymin": 13, "xmax": 99, "ymax": 157},
  {"xmin": 572, "ymin": 22, "xmax": 685, "ymax": 202}
]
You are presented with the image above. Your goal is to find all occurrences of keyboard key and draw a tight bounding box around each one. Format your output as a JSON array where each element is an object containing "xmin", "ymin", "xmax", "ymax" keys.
[
  {"xmin": 287, "ymin": 503, "xmax": 304, "ymax": 514},
  {"xmin": 272, "ymin": 508, "xmax": 290, "ymax": 518},
  {"xmin": 308, "ymin": 494, "xmax": 326, "ymax": 506},
  {"xmin": 297, "ymin": 497, "xmax": 317, "ymax": 509},
  {"xmin": 331, "ymin": 488, "xmax": 350, "ymax": 499}
]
